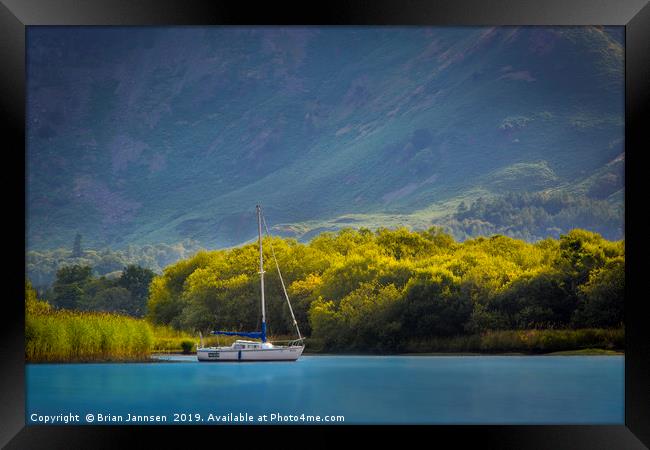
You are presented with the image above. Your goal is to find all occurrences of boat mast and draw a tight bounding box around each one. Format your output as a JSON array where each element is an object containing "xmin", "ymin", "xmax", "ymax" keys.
[{"xmin": 257, "ymin": 205, "xmax": 267, "ymax": 343}]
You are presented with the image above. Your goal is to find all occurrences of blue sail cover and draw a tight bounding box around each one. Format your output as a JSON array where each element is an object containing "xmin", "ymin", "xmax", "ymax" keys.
[{"xmin": 211, "ymin": 323, "xmax": 267, "ymax": 342}]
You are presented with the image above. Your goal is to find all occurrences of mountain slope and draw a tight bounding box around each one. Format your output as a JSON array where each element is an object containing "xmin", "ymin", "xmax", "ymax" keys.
[{"xmin": 26, "ymin": 26, "xmax": 624, "ymax": 249}]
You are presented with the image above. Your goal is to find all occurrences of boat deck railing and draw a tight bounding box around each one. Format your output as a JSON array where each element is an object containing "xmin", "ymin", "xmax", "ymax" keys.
[{"xmin": 272, "ymin": 338, "xmax": 306, "ymax": 347}]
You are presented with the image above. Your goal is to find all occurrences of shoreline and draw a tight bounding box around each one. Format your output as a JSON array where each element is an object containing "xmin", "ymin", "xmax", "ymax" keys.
[
  {"xmin": 305, "ymin": 348, "xmax": 624, "ymax": 357},
  {"xmin": 26, "ymin": 348, "xmax": 624, "ymax": 364}
]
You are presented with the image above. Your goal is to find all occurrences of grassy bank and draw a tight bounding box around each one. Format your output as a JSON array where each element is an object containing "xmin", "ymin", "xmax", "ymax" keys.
[
  {"xmin": 545, "ymin": 348, "xmax": 622, "ymax": 355},
  {"xmin": 27, "ymin": 317, "xmax": 623, "ymax": 360},
  {"xmin": 26, "ymin": 310, "xmax": 153, "ymax": 362},
  {"xmin": 397, "ymin": 328, "xmax": 623, "ymax": 354},
  {"xmin": 26, "ymin": 310, "xmax": 623, "ymax": 360},
  {"xmin": 26, "ymin": 308, "xmax": 212, "ymax": 361},
  {"xmin": 150, "ymin": 325, "xmax": 239, "ymax": 354},
  {"xmin": 306, "ymin": 328, "xmax": 624, "ymax": 355},
  {"xmin": 150, "ymin": 324, "xmax": 196, "ymax": 354},
  {"xmin": 25, "ymin": 314, "xmax": 232, "ymax": 361}
]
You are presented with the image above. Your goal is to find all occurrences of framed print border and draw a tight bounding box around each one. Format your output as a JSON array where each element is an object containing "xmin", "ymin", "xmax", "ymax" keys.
[{"xmin": 2, "ymin": 0, "xmax": 648, "ymax": 448}]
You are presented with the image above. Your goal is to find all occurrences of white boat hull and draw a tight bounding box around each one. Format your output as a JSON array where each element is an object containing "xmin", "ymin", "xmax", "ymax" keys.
[{"xmin": 197, "ymin": 345, "xmax": 304, "ymax": 362}]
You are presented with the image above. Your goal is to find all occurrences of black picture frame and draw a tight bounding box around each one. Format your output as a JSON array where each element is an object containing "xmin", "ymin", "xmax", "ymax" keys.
[{"xmin": 2, "ymin": 0, "xmax": 648, "ymax": 448}]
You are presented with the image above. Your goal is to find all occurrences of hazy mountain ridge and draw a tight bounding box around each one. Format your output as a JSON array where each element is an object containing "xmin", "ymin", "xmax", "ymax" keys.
[{"xmin": 27, "ymin": 26, "xmax": 624, "ymax": 250}]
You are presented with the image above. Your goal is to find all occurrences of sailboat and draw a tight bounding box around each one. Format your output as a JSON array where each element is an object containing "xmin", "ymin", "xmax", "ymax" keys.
[{"xmin": 196, "ymin": 205, "xmax": 305, "ymax": 362}]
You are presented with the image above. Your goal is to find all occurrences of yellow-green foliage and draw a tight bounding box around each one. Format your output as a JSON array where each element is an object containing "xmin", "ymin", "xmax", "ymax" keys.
[
  {"xmin": 26, "ymin": 280, "xmax": 52, "ymax": 316},
  {"xmin": 146, "ymin": 227, "xmax": 624, "ymax": 353},
  {"xmin": 25, "ymin": 282, "xmax": 153, "ymax": 362}
]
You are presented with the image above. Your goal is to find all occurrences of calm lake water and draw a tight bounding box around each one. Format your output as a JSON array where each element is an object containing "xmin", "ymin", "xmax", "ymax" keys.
[{"xmin": 26, "ymin": 355, "xmax": 623, "ymax": 425}]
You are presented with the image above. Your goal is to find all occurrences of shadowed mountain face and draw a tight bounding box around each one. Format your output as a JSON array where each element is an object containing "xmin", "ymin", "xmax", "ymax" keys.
[{"xmin": 27, "ymin": 26, "xmax": 624, "ymax": 250}]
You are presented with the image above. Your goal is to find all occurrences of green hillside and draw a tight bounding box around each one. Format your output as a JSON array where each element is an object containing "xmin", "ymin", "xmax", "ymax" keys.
[{"xmin": 27, "ymin": 26, "xmax": 624, "ymax": 251}]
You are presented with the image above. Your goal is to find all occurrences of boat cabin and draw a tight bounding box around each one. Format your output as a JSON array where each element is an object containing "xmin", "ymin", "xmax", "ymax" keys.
[{"xmin": 231, "ymin": 340, "xmax": 273, "ymax": 350}]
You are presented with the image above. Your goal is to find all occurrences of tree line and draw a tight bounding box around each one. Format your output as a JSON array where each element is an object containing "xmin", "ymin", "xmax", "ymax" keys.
[
  {"xmin": 27, "ymin": 238, "xmax": 202, "ymax": 290},
  {"xmin": 26, "ymin": 191, "xmax": 622, "ymax": 293},
  {"xmin": 444, "ymin": 192, "xmax": 623, "ymax": 242},
  {"xmin": 42, "ymin": 264, "xmax": 155, "ymax": 317},
  {"xmin": 145, "ymin": 227, "xmax": 624, "ymax": 352}
]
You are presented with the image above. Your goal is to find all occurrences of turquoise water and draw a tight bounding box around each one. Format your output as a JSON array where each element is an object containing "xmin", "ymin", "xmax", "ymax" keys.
[{"xmin": 26, "ymin": 355, "xmax": 623, "ymax": 425}]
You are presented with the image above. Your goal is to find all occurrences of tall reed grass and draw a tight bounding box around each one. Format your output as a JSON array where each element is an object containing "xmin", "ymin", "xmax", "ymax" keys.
[{"xmin": 26, "ymin": 309, "xmax": 153, "ymax": 362}]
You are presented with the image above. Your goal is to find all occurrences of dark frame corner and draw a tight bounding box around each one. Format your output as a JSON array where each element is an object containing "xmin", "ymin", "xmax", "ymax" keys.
[{"xmin": 2, "ymin": 0, "xmax": 649, "ymax": 448}]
